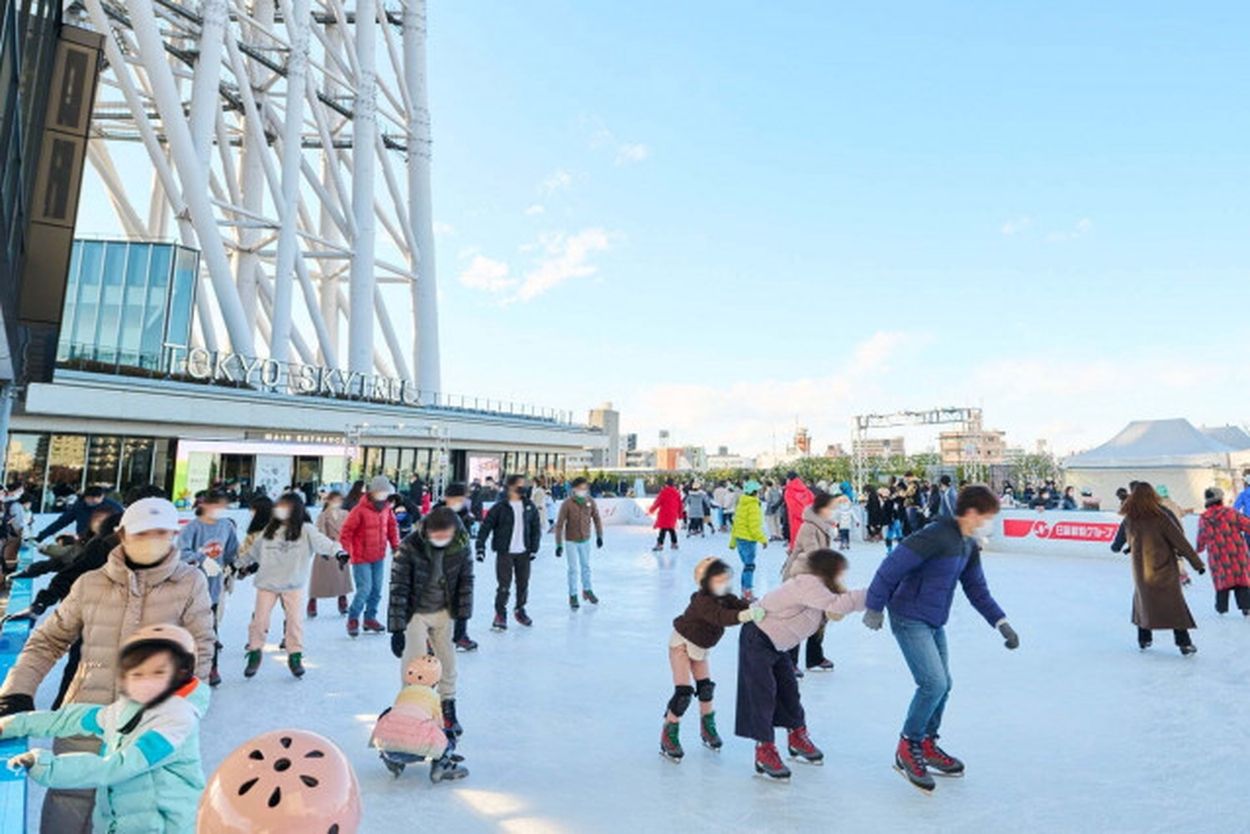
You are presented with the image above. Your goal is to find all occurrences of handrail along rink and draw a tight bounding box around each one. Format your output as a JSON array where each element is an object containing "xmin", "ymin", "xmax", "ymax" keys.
[{"xmin": 0, "ymin": 545, "xmax": 35, "ymax": 829}]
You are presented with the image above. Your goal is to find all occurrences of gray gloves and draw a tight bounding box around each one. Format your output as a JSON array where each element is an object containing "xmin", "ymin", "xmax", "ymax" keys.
[
  {"xmin": 998, "ymin": 621, "xmax": 1019, "ymax": 650},
  {"xmin": 862, "ymin": 609, "xmax": 884, "ymax": 630}
]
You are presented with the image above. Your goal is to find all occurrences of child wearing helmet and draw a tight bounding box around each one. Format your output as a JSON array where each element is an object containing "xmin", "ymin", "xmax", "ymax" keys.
[
  {"xmin": 369, "ymin": 654, "xmax": 468, "ymax": 782},
  {"xmin": 0, "ymin": 624, "xmax": 209, "ymax": 833},
  {"xmin": 660, "ymin": 557, "xmax": 764, "ymax": 762}
]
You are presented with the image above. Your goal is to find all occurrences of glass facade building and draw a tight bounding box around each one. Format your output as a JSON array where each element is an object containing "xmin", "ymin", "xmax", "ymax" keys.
[
  {"xmin": 57, "ymin": 238, "xmax": 199, "ymax": 370},
  {"xmin": 5, "ymin": 430, "xmax": 167, "ymax": 512}
]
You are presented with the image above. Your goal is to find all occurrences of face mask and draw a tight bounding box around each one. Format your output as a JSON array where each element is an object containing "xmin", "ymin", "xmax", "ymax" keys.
[
  {"xmin": 396, "ymin": 510, "xmax": 408, "ymax": 520},
  {"xmin": 370, "ymin": 493, "xmax": 388, "ymax": 503},
  {"xmin": 428, "ymin": 535, "xmax": 454, "ymax": 548},
  {"xmin": 372, "ymin": 499, "xmax": 387, "ymax": 510},
  {"xmin": 202, "ymin": 509, "xmax": 221, "ymax": 522},
  {"xmin": 574, "ymin": 490, "xmax": 589, "ymax": 500},
  {"xmin": 272, "ymin": 506, "xmax": 291, "ymax": 522},
  {"xmin": 125, "ymin": 676, "xmax": 170, "ymax": 705},
  {"xmin": 709, "ymin": 582, "xmax": 730, "ymax": 597},
  {"xmin": 975, "ymin": 517, "xmax": 996, "ymax": 537},
  {"xmin": 125, "ymin": 536, "xmax": 172, "ymax": 566}
]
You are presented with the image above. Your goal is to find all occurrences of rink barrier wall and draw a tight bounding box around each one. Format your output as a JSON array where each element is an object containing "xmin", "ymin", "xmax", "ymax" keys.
[
  {"xmin": 983, "ymin": 509, "xmax": 1200, "ymax": 557},
  {"xmin": 0, "ymin": 546, "xmax": 35, "ymax": 831}
]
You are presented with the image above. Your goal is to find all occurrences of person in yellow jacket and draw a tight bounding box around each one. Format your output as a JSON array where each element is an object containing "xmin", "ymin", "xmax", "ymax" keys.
[{"xmin": 728, "ymin": 481, "xmax": 769, "ymax": 601}]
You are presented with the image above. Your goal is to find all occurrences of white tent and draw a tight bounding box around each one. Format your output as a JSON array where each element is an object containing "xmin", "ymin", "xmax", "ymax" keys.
[{"xmin": 1062, "ymin": 418, "xmax": 1247, "ymax": 511}]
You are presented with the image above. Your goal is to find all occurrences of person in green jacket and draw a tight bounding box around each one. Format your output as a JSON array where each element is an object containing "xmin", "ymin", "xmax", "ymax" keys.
[
  {"xmin": 729, "ymin": 480, "xmax": 770, "ymax": 601},
  {"xmin": 0, "ymin": 624, "xmax": 208, "ymax": 834}
]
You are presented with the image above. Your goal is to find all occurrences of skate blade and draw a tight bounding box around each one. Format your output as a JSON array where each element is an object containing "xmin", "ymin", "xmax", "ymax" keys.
[
  {"xmin": 753, "ymin": 768, "xmax": 791, "ymax": 781},
  {"xmin": 893, "ymin": 764, "xmax": 935, "ymax": 794},
  {"xmin": 930, "ymin": 769, "xmax": 965, "ymax": 778},
  {"xmin": 787, "ymin": 754, "xmax": 824, "ymax": 766},
  {"xmin": 659, "ymin": 750, "xmax": 684, "ymax": 763},
  {"xmin": 700, "ymin": 740, "xmax": 723, "ymax": 752}
]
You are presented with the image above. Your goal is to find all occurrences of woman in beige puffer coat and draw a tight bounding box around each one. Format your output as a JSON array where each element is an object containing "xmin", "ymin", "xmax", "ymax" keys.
[{"xmin": 0, "ymin": 497, "xmax": 214, "ymax": 834}]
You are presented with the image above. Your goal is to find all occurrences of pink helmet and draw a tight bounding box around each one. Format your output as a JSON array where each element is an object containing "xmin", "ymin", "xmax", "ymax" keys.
[
  {"xmin": 197, "ymin": 729, "xmax": 361, "ymax": 833},
  {"xmin": 404, "ymin": 654, "xmax": 442, "ymax": 687}
]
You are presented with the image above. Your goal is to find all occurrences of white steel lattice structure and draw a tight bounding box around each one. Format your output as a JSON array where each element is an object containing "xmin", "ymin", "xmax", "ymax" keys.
[
  {"xmin": 852, "ymin": 407, "xmax": 985, "ymax": 487},
  {"xmin": 67, "ymin": 0, "xmax": 441, "ymax": 390}
]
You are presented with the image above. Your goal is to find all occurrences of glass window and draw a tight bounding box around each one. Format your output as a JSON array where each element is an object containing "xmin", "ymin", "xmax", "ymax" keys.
[
  {"xmin": 141, "ymin": 245, "xmax": 172, "ymax": 368},
  {"xmin": 362, "ymin": 447, "xmax": 381, "ymax": 479},
  {"xmin": 43, "ymin": 433, "xmax": 86, "ymax": 511},
  {"xmin": 166, "ymin": 247, "xmax": 197, "ymax": 354},
  {"xmin": 85, "ymin": 435, "xmax": 121, "ymax": 492},
  {"xmin": 57, "ymin": 242, "xmax": 81, "ymax": 361},
  {"xmin": 396, "ymin": 447, "xmax": 414, "ymax": 487},
  {"xmin": 118, "ymin": 437, "xmax": 154, "ymax": 495},
  {"xmin": 382, "ymin": 447, "xmax": 400, "ymax": 483},
  {"xmin": 4, "ymin": 432, "xmax": 48, "ymax": 510},
  {"xmin": 119, "ymin": 243, "xmax": 151, "ymax": 365},
  {"xmin": 70, "ymin": 240, "xmax": 103, "ymax": 356},
  {"xmin": 95, "ymin": 241, "xmax": 128, "ymax": 361}
]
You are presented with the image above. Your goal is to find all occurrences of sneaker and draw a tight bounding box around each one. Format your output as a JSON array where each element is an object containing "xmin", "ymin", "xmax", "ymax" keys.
[
  {"xmin": 363, "ymin": 619, "xmax": 385, "ymax": 633},
  {"xmin": 209, "ymin": 664, "xmax": 222, "ymax": 688},
  {"xmin": 455, "ymin": 636, "xmax": 479, "ymax": 652},
  {"xmin": 660, "ymin": 721, "xmax": 684, "ymax": 761},
  {"xmin": 337, "ymin": 595, "xmax": 349, "ymax": 615},
  {"xmin": 491, "ymin": 614, "xmax": 507, "ymax": 632},
  {"xmin": 754, "ymin": 742, "xmax": 791, "ymax": 779},
  {"xmin": 347, "ymin": 618, "xmax": 360, "ymax": 638},
  {"xmin": 582, "ymin": 590, "xmax": 599, "ymax": 605},
  {"xmin": 700, "ymin": 712, "xmax": 723, "ymax": 750},
  {"xmin": 920, "ymin": 736, "xmax": 964, "ymax": 777},
  {"xmin": 306, "ymin": 599, "xmax": 317, "ymax": 619},
  {"xmin": 786, "ymin": 726, "xmax": 824, "ymax": 764},
  {"xmin": 894, "ymin": 736, "xmax": 935, "ymax": 792},
  {"xmin": 514, "ymin": 609, "xmax": 533, "ymax": 627},
  {"xmin": 806, "ymin": 659, "xmax": 835, "ymax": 673},
  {"xmin": 569, "ymin": 594, "xmax": 580, "ymax": 610},
  {"xmin": 288, "ymin": 652, "xmax": 305, "ymax": 678},
  {"xmin": 244, "ymin": 649, "xmax": 262, "ymax": 678}
]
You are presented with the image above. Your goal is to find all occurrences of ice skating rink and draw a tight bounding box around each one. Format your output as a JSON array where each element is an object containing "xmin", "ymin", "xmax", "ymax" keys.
[{"xmin": 29, "ymin": 525, "xmax": 1248, "ymax": 833}]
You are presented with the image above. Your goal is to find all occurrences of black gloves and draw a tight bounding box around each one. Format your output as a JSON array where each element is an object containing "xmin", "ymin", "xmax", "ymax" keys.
[
  {"xmin": 390, "ymin": 631, "xmax": 405, "ymax": 659},
  {"xmin": 862, "ymin": 610, "xmax": 884, "ymax": 630},
  {"xmin": 555, "ymin": 546, "xmax": 563, "ymax": 558},
  {"xmin": 998, "ymin": 621, "xmax": 1020, "ymax": 650},
  {"xmin": 475, "ymin": 550, "xmax": 485, "ymax": 563},
  {"xmin": 1196, "ymin": 565, "xmax": 1206, "ymax": 575},
  {"xmin": 596, "ymin": 537, "xmax": 603, "ymax": 548},
  {"xmin": 335, "ymin": 552, "xmax": 350, "ymax": 569},
  {"xmin": 0, "ymin": 693, "xmax": 34, "ymax": 717}
]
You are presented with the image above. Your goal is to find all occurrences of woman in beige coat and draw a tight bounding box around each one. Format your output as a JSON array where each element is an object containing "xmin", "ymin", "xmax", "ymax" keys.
[
  {"xmin": 779, "ymin": 494, "xmax": 837, "ymax": 672},
  {"xmin": 0, "ymin": 497, "xmax": 214, "ymax": 834},
  {"xmin": 309, "ymin": 491, "xmax": 353, "ymax": 617},
  {"xmin": 1121, "ymin": 482, "xmax": 1205, "ymax": 655}
]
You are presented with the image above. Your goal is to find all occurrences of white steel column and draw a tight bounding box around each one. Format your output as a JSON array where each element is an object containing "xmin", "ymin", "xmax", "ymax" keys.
[
  {"xmin": 269, "ymin": 0, "xmax": 310, "ymax": 362},
  {"xmin": 347, "ymin": 0, "xmax": 378, "ymax": 374},
  {"xmin": 403, "ymin": 0, "xmax": 440, "ymax": 395}
]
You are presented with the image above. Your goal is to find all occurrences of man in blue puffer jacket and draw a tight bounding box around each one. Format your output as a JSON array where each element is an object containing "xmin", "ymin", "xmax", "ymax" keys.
[{"xmin": 863, "ymin": 484, "xmax": 1019, "ymax": 793}]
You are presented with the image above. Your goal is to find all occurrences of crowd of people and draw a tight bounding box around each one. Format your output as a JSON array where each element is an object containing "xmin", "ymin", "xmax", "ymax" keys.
[{"xmin": 0, "ymin": 464, "xmax": 1243, "ymax": 828}]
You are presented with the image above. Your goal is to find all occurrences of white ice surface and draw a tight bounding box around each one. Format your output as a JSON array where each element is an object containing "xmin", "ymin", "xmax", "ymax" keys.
[{"xmin": 24, "ymin": 525, "xmax": 1250, "ymax": 833}]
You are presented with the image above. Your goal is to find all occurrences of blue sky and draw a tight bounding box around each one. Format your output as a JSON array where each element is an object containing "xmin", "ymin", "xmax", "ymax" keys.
[
  {"xmin": 422, "ymin": 1, "xmax": 1248, "ymax": 455},
  {"xmin": 73, "ymin": 2, "xmax": 1249, "ymax": 456}
]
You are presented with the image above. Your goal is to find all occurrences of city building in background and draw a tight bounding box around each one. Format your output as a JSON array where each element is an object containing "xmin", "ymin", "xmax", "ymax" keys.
[
  {"xmin": 706, "ymin": 449, "xmax": 756, "ymax": 469},
  {"xmin": 588, "ymin": 402, "xmax": 620, "ymax": 467},
  {"xmin": 939, "ymin": 414, "xmax": 1008, "ymax": 466},
  {"xmin": 852, "ymin": 436, "xmax": 907, "ymax": 459}
]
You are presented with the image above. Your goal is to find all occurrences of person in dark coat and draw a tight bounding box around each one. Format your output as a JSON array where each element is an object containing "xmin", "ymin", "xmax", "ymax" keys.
[
  {"xmin": 387, "ymin": 506, "xmax": 474, "ymax": 736},
  {"xmin": 474, "ymin": 475, "xmax": 542, "ymax": 630},
  {"xmin": 1119, "ymin": 482, "xmax": 1205, "ymax": 653},
  {"xmin": 33, "ymin": 487, "xmax": 123, "ymax": 541},
  {"xmin": 433, "ymin": 483, "xmax": 478, "ymax": 651},
  {"xmin": 865, "ymin": 486, "xmax": 885, "ymax": 541}
]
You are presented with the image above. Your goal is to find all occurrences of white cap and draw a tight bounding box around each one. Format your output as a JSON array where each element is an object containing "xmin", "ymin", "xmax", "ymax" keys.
[{"xmin": 120, "ymin": 497, "xmax": 180, "ymax": 535}]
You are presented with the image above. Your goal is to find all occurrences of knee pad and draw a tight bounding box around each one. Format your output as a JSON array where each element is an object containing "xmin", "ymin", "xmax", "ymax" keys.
[
  {"xmin": 695, "ymin": 678, "xmax": 715, "ymax": 703},
  {"xmin": 666, "ymin": 685, "xmax": 695, "ymax": 717}
]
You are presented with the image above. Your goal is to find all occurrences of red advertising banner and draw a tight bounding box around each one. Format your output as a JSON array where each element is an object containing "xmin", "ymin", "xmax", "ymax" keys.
[{"xmin": 1002, "ymin": 517, "xmax": 1119, "ymax": 543}]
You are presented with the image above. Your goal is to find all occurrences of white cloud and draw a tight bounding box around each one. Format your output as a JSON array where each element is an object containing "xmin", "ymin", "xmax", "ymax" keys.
[
  {"xmin": 512, "ymin": 228, "xmax": 615, "ymax": 302},
  {"xmin": 539, "ymin": 169, "xmax": 573, "ymax": 195},
  {"xmin": 458, "ymin": 255, "xmax": 516, "ymax": 292},
  {"xmin": 1000, "ymin": 216, "xmax": 1031, "ymax": 236},
  {"xmin": 1045, "ymin": 217, "xmax": 1093, "ymax": 243},
  {"xmin": 614, "ymin": 143, "xmax": 650, "ymax": 166},
  {"xmin": 432, "ymin": 221, "xmax": 455, "ymax": 237},
  {"xmin": 523, "ymin": 203, "xmax": 545, "ymax": 216}
]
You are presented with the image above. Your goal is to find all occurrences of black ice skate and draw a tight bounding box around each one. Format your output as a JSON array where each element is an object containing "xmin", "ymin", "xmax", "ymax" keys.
[
  {"xmin": 754, "ymin": 742, "xmax": 791, "ymax": 780},
  {"xmin": 430, "ymin": 753, "xmax": 469, "ymax": 783},
  {"xmin": 443, "ymin": 699, "xmax": 462, "ymax": 737},
  {"xmin": 894, "ymin": 736, "xmax": 935, "ymax": 793},
  {"xmin": 921, "ymin": 736, "xmax": 964, "ymax": 777},
  {"xmin": 786, "ymin": 726, "xmax": 824, "ymax": 765}
]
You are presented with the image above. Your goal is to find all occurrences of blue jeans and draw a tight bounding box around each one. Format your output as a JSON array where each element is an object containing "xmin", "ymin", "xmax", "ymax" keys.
[
  {"xmin": 349, "ymin": 560, "xmax": 386, "ymax": 621},
  {"xmin": 736, "ymin": 541, "xmax": 758, "ymax": 592},
  {"xmin": 889, "ymin": 613, "xmax": 951, "ymax": 740},
  {"xmin": 566, "ymin": 539, "xmax": 593, "ymax": 595}
]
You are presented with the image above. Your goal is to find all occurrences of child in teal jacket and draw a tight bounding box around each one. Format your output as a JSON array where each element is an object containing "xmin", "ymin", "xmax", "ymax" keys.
[{"xmin": 0, "ymin": 624, "xmax": 208, "ymax": 834}]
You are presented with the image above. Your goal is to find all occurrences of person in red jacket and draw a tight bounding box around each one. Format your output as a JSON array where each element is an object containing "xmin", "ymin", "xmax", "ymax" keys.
[
  {"xmin": 341, "ymin": 476, "xmax": 401, "ymax": 637},
  {"xmin": 783, "ymin": 472, "xmax": 815, "ymax": 551},
  {"xmin": 649, "ymin": 480, "xmax": 683, "ymax": 552}
]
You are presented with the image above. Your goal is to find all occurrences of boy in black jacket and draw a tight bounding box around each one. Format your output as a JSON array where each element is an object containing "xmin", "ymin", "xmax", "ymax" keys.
[
  {"xmin": 388, "ymin": 507, "xmax": 474, "ymax": 736},
  {"xmin": 475, "ymin": 475, "xmax": 542, "ymax": 630},
  {"xmin": 434, "ymin": 483, "xmax": 478, "ymax": 651}
]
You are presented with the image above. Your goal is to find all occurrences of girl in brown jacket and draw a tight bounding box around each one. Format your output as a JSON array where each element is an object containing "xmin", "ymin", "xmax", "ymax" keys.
[
  {"xmin": 660, "ymin": 557, "xmax": 764, "ymax": 762},
  {"xmin": 1121, "ymin": 483, "xmax": 1206, "ymax": 655}
]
